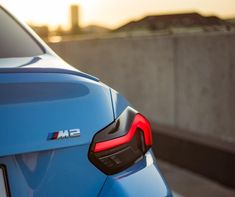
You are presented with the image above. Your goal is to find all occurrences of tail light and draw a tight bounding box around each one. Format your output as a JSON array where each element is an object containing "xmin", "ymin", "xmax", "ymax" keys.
[{"xmin": 88, "ymin": 107, "xmax": 152, "ymax": 175}]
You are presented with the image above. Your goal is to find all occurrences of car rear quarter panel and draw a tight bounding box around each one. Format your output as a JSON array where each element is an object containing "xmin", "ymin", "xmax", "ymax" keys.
[
  {"xmin": 99, "ymin": 151, "xmax": 172, "ymax": 197},
  {"xmin": 0, "ymin": 72, "xmax": 114, "ymax": 156},
  {"xmin": 0, "ymin": 72, "xmax": 114, "ymax": 196}
]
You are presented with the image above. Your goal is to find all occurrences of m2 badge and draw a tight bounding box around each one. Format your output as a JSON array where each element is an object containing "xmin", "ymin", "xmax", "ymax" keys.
[{"xmin": 48, "ymin": 129, "xmax": 81, "ymax": 140}]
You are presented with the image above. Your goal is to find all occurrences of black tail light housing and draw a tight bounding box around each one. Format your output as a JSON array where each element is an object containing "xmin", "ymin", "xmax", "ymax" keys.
[{"xmin": 88, "ymin": 107, "xmax": 152, "ymax": 175}]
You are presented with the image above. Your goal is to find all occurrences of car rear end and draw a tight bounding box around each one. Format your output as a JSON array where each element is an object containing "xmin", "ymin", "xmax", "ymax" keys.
[
  {"xmin": 0, "ymin": 5, "xmax": 172, "ymax": 196},
  {"xmin": 0, "ymin": 69, "xmax": 171, "ymax": 196}
]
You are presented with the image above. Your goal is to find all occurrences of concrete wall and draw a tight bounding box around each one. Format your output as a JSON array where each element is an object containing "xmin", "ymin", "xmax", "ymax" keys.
[{"xmin": 48, "ymin": 32, "xmax": 235, "ymax": 143}]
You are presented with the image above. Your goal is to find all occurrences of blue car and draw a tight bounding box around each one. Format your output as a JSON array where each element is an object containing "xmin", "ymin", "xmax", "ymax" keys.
[{"xmin": 0, "ymin": 5, "xmax": 172, "ymax": 197}]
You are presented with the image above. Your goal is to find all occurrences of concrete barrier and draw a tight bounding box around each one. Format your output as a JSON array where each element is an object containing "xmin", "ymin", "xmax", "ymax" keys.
[{"xmin": 48, "ymin": 32, "xmax": 235, "ymax": 143}]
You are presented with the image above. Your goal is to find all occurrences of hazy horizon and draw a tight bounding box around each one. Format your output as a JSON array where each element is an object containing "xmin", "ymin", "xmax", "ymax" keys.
[{"xmin": 1, "ymin": 0, "xmax": 235, "ymax": 30}]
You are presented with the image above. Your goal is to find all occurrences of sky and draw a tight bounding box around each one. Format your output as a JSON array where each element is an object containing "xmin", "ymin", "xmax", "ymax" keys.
[{"xmin": 1, "ymin": 0, "xmax": 235, "ymax": 29}]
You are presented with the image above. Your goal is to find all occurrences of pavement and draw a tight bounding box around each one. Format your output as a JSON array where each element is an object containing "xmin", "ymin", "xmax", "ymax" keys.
[{"xmin": 157, "ymin": 160, "xmax": 235, "ymax": 197}]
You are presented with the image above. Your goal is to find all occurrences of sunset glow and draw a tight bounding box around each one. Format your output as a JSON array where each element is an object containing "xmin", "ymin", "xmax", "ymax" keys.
[{"xmin": 1, "ymin": 0, "xmax": 235, "ymax": 29}]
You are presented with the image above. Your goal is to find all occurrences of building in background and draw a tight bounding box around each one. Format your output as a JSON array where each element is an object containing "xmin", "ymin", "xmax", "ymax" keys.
[
  {"xmin": 29, "ymin": 8, "xmax": 235, "ymax": 40},
  {"xmin": 70, "ymin": 4, "xmax": 80, "ymax": 34},
  {"xmin": 115, "ymin": 13, "xmax": 234, "ymax": 33}
]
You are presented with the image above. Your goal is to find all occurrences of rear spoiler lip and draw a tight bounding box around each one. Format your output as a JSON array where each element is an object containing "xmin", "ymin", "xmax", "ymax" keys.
[{"xmin": 0, "ymin": 67, "xmax": 99, "ymax": 82}]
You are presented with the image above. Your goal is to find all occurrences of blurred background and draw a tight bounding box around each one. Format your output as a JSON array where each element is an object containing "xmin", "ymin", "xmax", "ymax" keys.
[{"xmin": 2, "ymin": 0, "xmax": 235, "ymax": 196}]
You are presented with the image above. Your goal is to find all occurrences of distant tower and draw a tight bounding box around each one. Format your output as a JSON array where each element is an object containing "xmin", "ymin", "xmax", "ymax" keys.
[{"xmin": 70, "ymin": 5, "xmax": 80, "ymax": 34}]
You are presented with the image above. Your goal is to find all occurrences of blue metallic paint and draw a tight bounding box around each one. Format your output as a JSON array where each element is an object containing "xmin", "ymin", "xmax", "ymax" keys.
[
  {"xmin": 0, "ymin": 67, "xmax": 172, "ymax": 197},
  {"xmin": 0, "ymin": 146, "xmax": 107, "ymax": 196},
  {"xmin": 0, "ymin": 6, "xmax": 172, "ymax": 196},
  {"xmin": 0, "ymin": 72, "xmax": 113, "ymax": 157},
  {"xmin": 99, "ymin": 151, "xmax": 172, "ymax": 197},
  {"xmin": 110, "ymin": 88, "xmax": 130, "ymax": 119}
]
